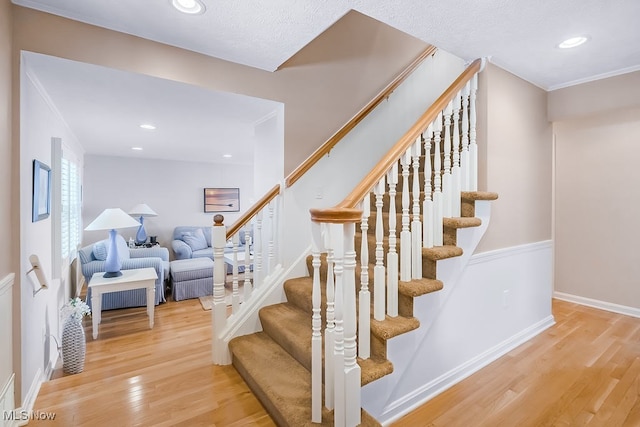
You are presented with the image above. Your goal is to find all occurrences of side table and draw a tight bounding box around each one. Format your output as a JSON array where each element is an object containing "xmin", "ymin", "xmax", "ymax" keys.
[{"xmin": 88, "ymin": 267, "xmax": 158, "ymax": 339}]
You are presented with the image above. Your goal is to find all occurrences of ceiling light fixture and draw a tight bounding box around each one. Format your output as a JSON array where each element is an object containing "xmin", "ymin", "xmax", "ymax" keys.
[
  {"xmin": 171, "ymin": 0, "xmax": 205, "ymax": 15},
  {"xmin": 140, "ymin": 124, "xmax": 156, "ymax": 130},
  {"xmin": 223, "ymin": 154, "xmax": 232, "ymax": 158},
  {"xmin": 131, "ymin": 147, "xmax": 143, "ymax": 151},
  {"xmin": 558, "ymin": 36, "xmax": 589, "ymax": 49}
]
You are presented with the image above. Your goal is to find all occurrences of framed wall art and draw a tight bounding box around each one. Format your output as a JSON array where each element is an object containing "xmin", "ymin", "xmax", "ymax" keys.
[
  {"xmin": 204, "ymin": 187, "xmax": 240, "ymax": 213},
  {"xmin": 32, "ymin": 159, "xmax": 52, "ymax": 222}
]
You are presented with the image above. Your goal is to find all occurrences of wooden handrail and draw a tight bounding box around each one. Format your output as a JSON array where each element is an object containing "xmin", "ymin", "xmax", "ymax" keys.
[
  {"xmin": 310, "ymin": 58, "xmax": 482, "ymax": 223},
  {"xmin": 284, "ymin": 45, "xmax": 437, "ymax": 188},
  {"xmin": 225, "ymin": 184, "xmax": 281, "ymax": 239}
]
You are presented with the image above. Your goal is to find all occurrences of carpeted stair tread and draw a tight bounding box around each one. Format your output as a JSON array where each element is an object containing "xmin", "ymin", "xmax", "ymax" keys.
[
  {"xmin": 229, "ymin": 332, "xmax": 381, "ymax": 426},
  {"xmin": 229, "ymin": 331, "xmax": 323, "ymax": 426},
  {"xmin": 259, "ymin": 302, "xmax": 395, "ymax": 387},
  {"xmin": 371, "ymin": 314, "xmax": 420, "ymax": 340},
  {"xmin": 260, "ymin": 303, "xmax": 313, "ymax": 372},
  {"xmin": 443, "ymin": 217, "xmax": 481, "ymax": 228},
  {"xmin": 461, "ymin": 191, "xmax": 499, "ymax": 201},
  {"xmin": 422, "ymin": 245, "xmax": 463, "ymax": 260},
  {"xmin": 398, "ymin": 277, "xmax": 444, "ymax": 297}
]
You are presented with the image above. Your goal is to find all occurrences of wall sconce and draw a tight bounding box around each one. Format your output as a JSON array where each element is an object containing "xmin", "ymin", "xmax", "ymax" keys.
[{"xmin": 27, "ymin": 254, "xmax": 49, "ymax": 296}]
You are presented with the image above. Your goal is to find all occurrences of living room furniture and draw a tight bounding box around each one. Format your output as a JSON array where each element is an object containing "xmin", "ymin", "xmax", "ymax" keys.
[
  {"xmin": 170, "ymin": 258, "xmax": 214, "ymax": 301},
  {"xmin": 223, "ymin": 251, "xmax": 253, "ymax": 274},
  {"xmin": 79, "ymin": 235, "xmax": 169, "ymax": 310},
  {"xmin": 89, "ymin": 267, "xmax": 157, "ymax": 339},
  {"xmin": 171, "ymin": 225, "xmax": 252, "ymax": 263},
  {"xmin": 84, "ymin": 207, "xmax": 142, "ymax": 277}
]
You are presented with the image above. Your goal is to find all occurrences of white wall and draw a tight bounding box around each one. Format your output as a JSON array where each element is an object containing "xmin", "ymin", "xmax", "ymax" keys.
[
  {"xmin": 19, "ymin": 58, "xmax": 83, "ymax": 407},
  {"xmin": 82, "ymin": 155, "xmax": 254, "ymax": 252},
  {"xmin": 253, "ymin": 107, "xmax": 285, "ymax": 198},
  {"xmin": 281, "ymin": 50, "xmax": 467, "ymax": 276}
]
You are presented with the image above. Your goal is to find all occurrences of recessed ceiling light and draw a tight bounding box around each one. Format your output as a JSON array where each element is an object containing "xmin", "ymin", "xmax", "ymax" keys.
[
  {"xmin": 222, "ymin": 154, "xmax": 232, "ymax": 158},
  {"xmin": 131, "ymin": 147, "xmax": 143, "ymax": 151},
  {"xmin": 171, "ymin": 0, "xmax": 205, "ymax": 14},
  {"xmin": 140, "ymin": 124, "xmax": 156, "ymax": 130},
  {"xmin": 558, "ymin": 36, "xmax": 589, "ymax": 49}
]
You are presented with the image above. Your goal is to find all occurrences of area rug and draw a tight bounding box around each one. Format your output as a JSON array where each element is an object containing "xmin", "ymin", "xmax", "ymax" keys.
[{"xmin": 199, "ymin": 282, "xmax": 245, "ymax": 310}]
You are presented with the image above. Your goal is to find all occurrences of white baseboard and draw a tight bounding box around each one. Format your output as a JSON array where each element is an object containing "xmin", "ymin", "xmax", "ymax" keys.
[
  {"xmin": 381, "ymin": 315, "xmax": 555, "ymax": 426},
  {"xmin": 16, "ymin": 368, "xmax": 42, "ymax": 426},
  {"xmin": 553, "ymin": 292, "xmax": 640, "ymax": 318}
]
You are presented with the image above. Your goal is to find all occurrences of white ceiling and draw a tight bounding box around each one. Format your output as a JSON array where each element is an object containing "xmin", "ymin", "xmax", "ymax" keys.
[
  {"xmin": 23, "ymin": 52, "xmax": 281, "ymax": 165},
  {"xmin": 15, "ymin": 0, "xmax": 640, "ymax": 164},
  {"xmin": 14, "ymin": 0, "xmax": 640, "ymax": 90}
]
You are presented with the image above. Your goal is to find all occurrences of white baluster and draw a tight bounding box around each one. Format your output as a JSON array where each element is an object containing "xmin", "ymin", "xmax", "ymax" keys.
[
  {"xmin": 387, "ymin": 163, "xmax": 398, "ymax": 318},
  {"xmin": 411, "ymin": 136, "xmax": 423, "ymax": 279},
  {"xmin": 359, "ymin": 195, "xmax": 371, "ymax": 359},
  {"xmin": 332, "ymin": 224, "xmax": 345, "ymax": 427},
  {"xmin": 211, "ymin": 215, "xmax": 229, "ymax": 364},
  {"xmin": 310, "ymin": 222, "xmax": 323, "ymax": 423},
  {"xmin": 373, "ymin": 177, "xmax": 386, "ymax": 322},
  {"xmin": 254, "ymin": 211, "xmax": 263, "ymax": 289},
  {"xmin": 324, "ymin": 226, "xmax": 335, "ymax": 410},
  {"xmin": 451, "ymin": 91, "xmax": 462, "ymax": 217},
  {"xmin": 243, "ymin": 229, "xmax": 252, "ymax": 302},
  {"xmin": 432, "ymin": 113, "xmax": 444, "ymax": 246},
  {"xmin": 267, "ymin": 200, "xmax": 275, "ymax": 275},
  {"xmin": 422, "ymin": 125, "xmax": 434, "ymax": 249},
  {"xmin": 343, "ymin": 222, "xmax": 361, "ymax": 427},
  {"xmin": 400, "ymin": 150, "xmax": 412, "ymax": 281},
  {"xmin": 231, "ymin": 233, "xmax": 240, "ymax": 315},
  {"xmin": 461, "ymin": 81, "xmax": 471, "ymax": 191},
  {"xmin": 470, "ymin": 73, "xmax": 479, "ymax": 191},
  {"xmin": 442, "ymin": 100, "xmax": 453, "ymax": 218}
]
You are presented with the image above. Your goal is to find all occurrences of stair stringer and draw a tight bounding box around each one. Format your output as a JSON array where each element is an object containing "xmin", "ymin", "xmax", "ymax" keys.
[{"xmin": 361, "ymin": 200, "xmax": 493, "ymax": 421}]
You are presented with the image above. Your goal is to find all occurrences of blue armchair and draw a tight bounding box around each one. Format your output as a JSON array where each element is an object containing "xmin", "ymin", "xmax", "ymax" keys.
[{"xmin": 79, "ymin": 234, "xmax": 169, "ymax": 310}]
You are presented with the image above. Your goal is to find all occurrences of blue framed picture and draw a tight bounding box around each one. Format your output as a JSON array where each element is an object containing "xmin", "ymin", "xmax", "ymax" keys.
[{"xmin": 32, "ymin": 159, "xmax": 51, "ymax": 222}]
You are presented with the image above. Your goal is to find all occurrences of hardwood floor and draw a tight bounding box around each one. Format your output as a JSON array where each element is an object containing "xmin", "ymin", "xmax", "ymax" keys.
[
  {"xmin": 30, "ymin": 298, "xmax": 640, "ymax": 426},
  {"xmin": 31, "ymin": 297, "xmax": 275, "ymax": 426},
  {"xmin": 392, "ymin": 299, "xmax": 640, "ymax": 427}
]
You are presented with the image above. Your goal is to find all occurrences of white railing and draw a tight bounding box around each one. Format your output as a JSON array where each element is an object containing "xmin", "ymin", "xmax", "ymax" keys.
[
  {"xmin": 309, "ymin": 59, "xmax": 483, "ymax": 426},
  {"xmin": 211, "ymin": 187, "xmax": 282, "ymax": 365}
]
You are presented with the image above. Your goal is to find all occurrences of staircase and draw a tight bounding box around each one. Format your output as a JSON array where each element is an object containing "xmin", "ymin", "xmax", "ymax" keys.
[{"xmin": 228, "ymin": 145, "xmax": 497, "ymax": 425}]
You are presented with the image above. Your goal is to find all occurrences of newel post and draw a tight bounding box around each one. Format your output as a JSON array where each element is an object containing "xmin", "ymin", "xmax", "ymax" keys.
[
  {"xmin": 212, "ymin": 214, "xmax": 230, "ymax": 365},
  {"xmin": 309, "ymin": 206, "xmax": 362, "ymax": 427}
]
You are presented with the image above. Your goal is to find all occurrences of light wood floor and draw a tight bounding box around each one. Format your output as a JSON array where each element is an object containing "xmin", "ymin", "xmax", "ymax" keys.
[{"xmin": 30, "ymin": 298, "xmax": 640, "ymax": 426}]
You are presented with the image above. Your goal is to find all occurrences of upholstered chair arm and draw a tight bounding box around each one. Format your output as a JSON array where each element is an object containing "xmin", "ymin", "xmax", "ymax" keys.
[
  {"xmin": 172, "ymin": 239, "xmax": 192, "ymax": 260},
  {"xmin": 130, "ymin": 246, "xmax": 169, "ymax": 261}
]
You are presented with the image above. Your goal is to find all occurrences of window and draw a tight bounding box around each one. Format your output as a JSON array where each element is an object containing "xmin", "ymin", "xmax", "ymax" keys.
[{"xmin": 61, "ymin": 156, "xmax": 81, "ymax": 260}]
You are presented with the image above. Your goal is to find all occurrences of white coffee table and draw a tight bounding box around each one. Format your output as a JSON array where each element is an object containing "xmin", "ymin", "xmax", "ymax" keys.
[
  {"xmin": 88, "ymin": 267, "xmax": 158, "ymax": 339},
  {"xmin": 223, "ymin": 251, "xmax": 254, "ymax": 273}
]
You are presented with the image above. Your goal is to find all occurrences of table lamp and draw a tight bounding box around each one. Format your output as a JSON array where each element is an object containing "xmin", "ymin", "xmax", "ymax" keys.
[
  {"xmin": 128, "ymin": 203, "xmax": 158, "ymax": 244},
  {"xmin": 85, "ymin": 208, "xmax": 141, "ymax": 278}
]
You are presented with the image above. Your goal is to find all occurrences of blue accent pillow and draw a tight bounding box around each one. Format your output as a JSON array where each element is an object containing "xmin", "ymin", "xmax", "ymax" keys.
[
  {"xmin": 182, "ymin": 228, "xmax": 208, "ymax": 251},
  {"xmin": 92, "ymin": 241, "xmax": 108, "ymax": 261}
]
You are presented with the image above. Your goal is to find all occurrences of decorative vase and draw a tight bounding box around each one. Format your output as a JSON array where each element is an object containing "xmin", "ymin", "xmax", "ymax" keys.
[{"xmin": 62, "ymin": 316, "xmax": 86, "ymax": 374}]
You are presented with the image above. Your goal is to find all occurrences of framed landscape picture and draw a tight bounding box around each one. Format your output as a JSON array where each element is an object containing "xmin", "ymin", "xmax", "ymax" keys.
[
  {"xmin": 204, "ymin": 187, "xmax": 240, "ymax": 213},
  {"xmin": 32, "ymin": 159, "xmax": 51, "ymax": 222}
]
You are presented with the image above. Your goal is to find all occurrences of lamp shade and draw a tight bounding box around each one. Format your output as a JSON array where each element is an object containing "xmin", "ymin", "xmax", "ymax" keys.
[
  {"xmin": 85, "ymin": 208, "xmax": 141, "ymax": 231},
  {"xmin": 85, "ymin": 208, "xmax": 140, "ymax": 278},
  {"xmin": 128, "ymin": 203, "xmax": 158, "ymax": 217}
]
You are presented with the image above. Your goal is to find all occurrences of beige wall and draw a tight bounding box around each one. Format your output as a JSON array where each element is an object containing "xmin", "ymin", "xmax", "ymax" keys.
[
  {"xmin": 553, "ymin": 108, "xmax": 640, "ymax": 309},
  {"xmin": 1, "ymin": 0, "xmax": 12, "ymax": 276},
  {"xmin": 11, "ymin": 7, "xmax": 428, "ymax": 176},
  {"xmin": 476, "ymin": 63, "xmax": 552, "ymax": 252},
  {"xmin": 548, "ymin": 70, "xmax": 640, "ymax": 121}
]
